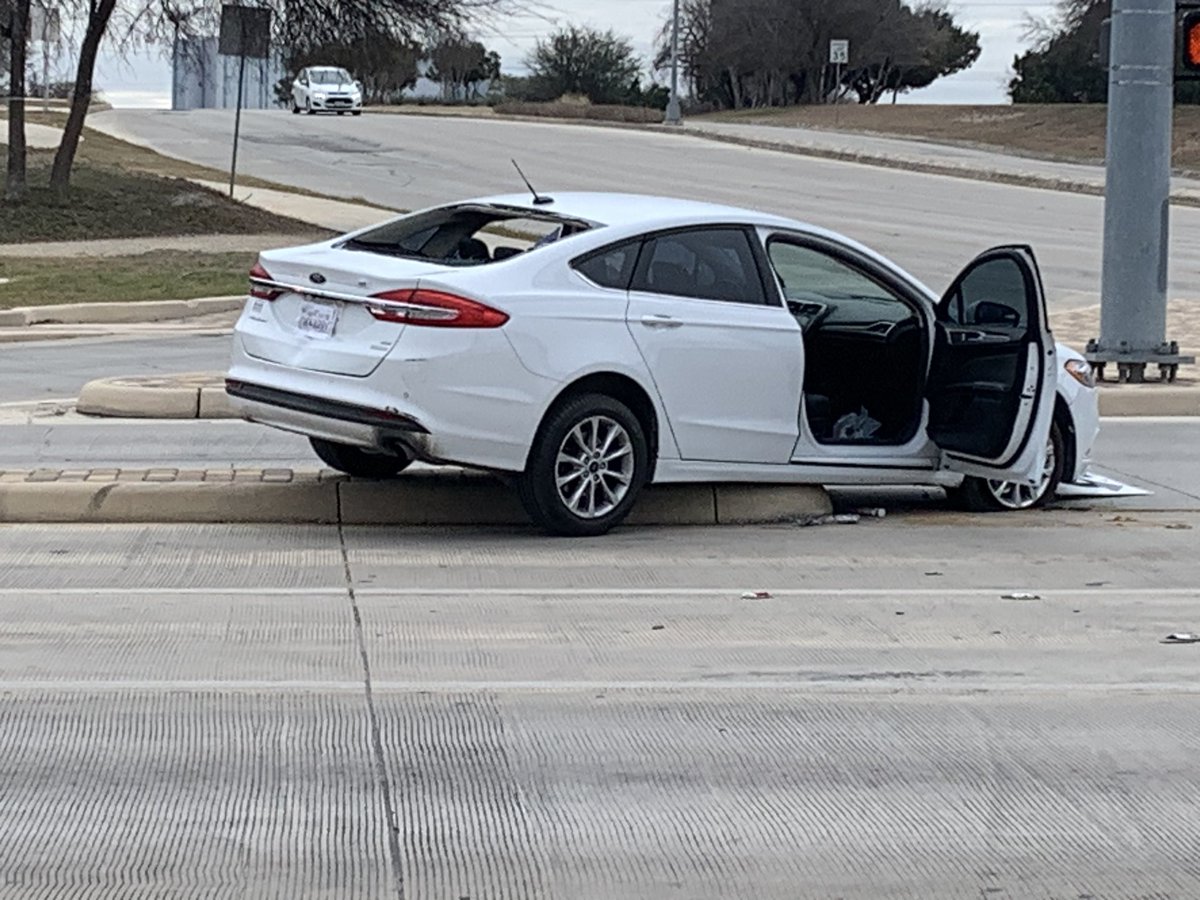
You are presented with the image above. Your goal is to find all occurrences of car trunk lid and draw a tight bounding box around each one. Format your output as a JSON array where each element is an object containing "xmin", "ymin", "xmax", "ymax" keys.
[{"xmin": 240, "ymin": 244, "xmax": 456, "ymax": 377}]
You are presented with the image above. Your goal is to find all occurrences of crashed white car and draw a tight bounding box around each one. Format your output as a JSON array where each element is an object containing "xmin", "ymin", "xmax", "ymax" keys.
[
  {"xmin": 290, "ymin": 66, "xmax": 362, "ymax": 115},
  {"xmin": 227, "ymin": 192, "xmax": 1110, "ymax": 535}
]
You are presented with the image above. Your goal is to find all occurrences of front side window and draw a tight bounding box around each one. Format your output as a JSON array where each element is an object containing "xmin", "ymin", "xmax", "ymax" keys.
[
  {"xmin": 766, "ymin": 238, "xmax": 912, "ymax": 332},
  {"xmin": 631, "ymin": 228, "xmax": 767, "ymax": 305},
  {"xmin": 945, "ymin": 256, "xmax": 1029, "ymax": 331}
]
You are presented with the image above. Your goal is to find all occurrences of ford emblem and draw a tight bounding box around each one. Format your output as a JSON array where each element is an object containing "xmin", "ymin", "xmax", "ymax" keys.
[{"xmin": 309, "ymin": 272, "xmax": 326, "ymax": 285}]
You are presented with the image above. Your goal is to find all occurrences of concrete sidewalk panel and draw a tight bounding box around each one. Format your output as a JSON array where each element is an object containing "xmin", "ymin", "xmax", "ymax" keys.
[
  {"xmin": 715, "ymin": 484, "xmax": 832, "ymax": 524},
  {"xmin": 0, "ymin": 481, "xmax": 338, "ymax": 523}
]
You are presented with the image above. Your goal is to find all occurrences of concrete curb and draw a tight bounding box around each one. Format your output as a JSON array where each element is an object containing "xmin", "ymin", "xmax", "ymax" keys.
[
  {"xmin": 1097, "ymin": 384, "xmax": 1200, "ymax": 417},
  {"xmin": 0, "ymin": 470, "xmax": 832, "ymax": 526},
  {"xmin": 77, "ymin": 374, "xmax": 239, "ymax": 419},
  {"xmin": 1, "ymin": 296, "xmax": 243, "ymax": 327}
]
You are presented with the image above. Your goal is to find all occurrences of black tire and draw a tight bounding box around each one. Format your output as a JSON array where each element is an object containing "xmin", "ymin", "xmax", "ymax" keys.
[
  {"xmin": 953, "ymin": 417, "xmax": 1066, "ymax": 512},
  {"xmin": 352, "ymin": 110, "xmax": 363, "ymax": 116},
  {"xmin": 337, "ymin": 111, "xmax": 345, "ymax": 116},
  {"xmin": 305, "ymin": 100, "xmax": 315, "ymax": 115},
  {"xmin": 291, "ymin": 102, "xmax": 300, "ymax": 114},
  {"xmin": 517, "ymin": 393, "xmax": 649, "ymax": 537},
  {"xmin": 309, "ymin": 437, "xmax": 411, "ymax": 479}
]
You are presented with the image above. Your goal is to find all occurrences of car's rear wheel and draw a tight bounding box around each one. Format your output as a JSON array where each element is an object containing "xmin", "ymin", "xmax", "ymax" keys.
[
  {"xmin": 517, "ymin": 394, "xmax": 649, "ymax": 537},
  {"xmin": 954, "ymin": 418, "xmax": 1066, "ymax": 512},
  {"xmin": 309, "ymin": 437, "xmax": 411, "ymax": 479},
  {"xmin": 291, "ymin": 101, "xmax": 300, "ymax": 114}
]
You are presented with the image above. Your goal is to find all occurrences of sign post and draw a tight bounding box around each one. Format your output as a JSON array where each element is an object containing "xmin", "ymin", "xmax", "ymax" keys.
[
  {"xmin": 829, "ymin": 39, "xmax": 849, "ymax": 124},
  {"xmin": 218, "ymin": 4, "xmax": 271, "ymax": 198}
]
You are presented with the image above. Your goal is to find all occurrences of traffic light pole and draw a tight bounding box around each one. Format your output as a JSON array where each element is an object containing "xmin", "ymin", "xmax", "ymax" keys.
[{"xmin": 1088, "ymin": 0, "xmax": 1194, "ymax": 382}]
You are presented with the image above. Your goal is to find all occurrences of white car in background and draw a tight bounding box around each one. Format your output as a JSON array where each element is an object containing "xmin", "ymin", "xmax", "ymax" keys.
[
  {"xmin": 226, "ymin": 192, "xmax": 1113, "ymax": 536},
  {"xmin": 291, "ymin": 66, "xmax": 362, "ymax": 116}
]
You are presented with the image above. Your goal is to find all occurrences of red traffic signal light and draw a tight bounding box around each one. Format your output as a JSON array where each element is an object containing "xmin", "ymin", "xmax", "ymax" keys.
[{"xmin": 1184, "ymin": 10, "xmax": 1200, "ymax": 70}]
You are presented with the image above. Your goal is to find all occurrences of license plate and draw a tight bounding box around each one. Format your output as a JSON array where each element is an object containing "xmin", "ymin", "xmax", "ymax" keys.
[{"xmin": 297, "ymin": 299, "xmax": 339, "ymax": 338}]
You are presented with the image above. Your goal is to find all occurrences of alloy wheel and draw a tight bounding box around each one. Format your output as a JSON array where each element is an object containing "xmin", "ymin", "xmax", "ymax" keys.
[
  {"xmin": 554, "ymin": 415, "xmax": 635, "ymax": 519},
  {"xmin": 984, "ymin": 436, "xmax": 1057, "ymax": 510}
]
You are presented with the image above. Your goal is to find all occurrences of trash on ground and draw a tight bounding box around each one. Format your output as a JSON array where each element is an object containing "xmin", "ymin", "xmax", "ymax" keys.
[
  {"xmin": 1001, "ymin": 592, "xmax": 1042, "ymax": 601},
  {"xmin": 833, "ymin": 407, "xmax": 882, "ymax": 441},
  {"xmin": 1162, "ymin": 632, "xmax": 1200, "ymax": 644},
  {"xmin": 797, "ymin": 513, "xmax": 861, "ymax": 527},
  {"xmin": 740, "ymin": 590, "xmax": 772, "ymax": 599},
  {"xmin": 1165, "ymin": 523, "xmax": 1194, "ymax": 531},
  {"xmin": 651, "ymin": 624, "xmax": 665, "ymax": 631},
  {"xmin": 925, "ymin": 571, "xmax": 944, "ymax": 577},
  {"xmin": 1085, "ymin": 581, "xmax": 1109, "ymax": 587},
  {"xmin": 856, "ymin": 507, "xmax": 887, "ymax": 518}
]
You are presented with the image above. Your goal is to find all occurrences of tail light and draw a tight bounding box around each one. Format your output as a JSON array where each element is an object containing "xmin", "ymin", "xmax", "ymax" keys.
[
  {"xmin": 367, "ymin": 288, "xmax": 509, "ymax": 328},
  {"xmin": 249, "ymin": 262, "xmax": 283, "ymax": 301}
]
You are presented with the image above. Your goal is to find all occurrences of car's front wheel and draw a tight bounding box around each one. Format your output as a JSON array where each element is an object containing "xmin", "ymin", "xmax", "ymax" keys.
[
  {"xmin": 305, "ymin": 99, "xmax": 315, "ymax": 115},
  {"xmin": 954, "ymin": 418, "xmax": 1066, "ymax": 512},
  {"xmin": 309, "ymin": 437, "xmax": 411, "ymax": 479},
  {"xmin": 517, "ymin": 394, "xmax": 649, "ymax": 537}
]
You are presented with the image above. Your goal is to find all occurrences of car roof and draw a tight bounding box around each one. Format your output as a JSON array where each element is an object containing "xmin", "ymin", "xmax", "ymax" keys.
[{"xmin": 468, "ymin": 192, "xmax": 803, "ymax": 231}]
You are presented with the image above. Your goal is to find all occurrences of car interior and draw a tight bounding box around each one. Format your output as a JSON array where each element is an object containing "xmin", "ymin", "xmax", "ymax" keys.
[
  {"xmin": 338, "ymin": 205, "xmax": 593, "ymax": 266},
  {"xmin": 767, "ymin": 240, "xmax": 927, "ymax": 446}
]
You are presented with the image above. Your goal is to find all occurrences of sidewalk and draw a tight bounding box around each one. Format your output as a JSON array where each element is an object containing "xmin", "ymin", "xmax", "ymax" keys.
[
  {"xmin": 0, "ymin": 119, "xmax": 65, "ymax": 150},
  {"xmin": 681, "ymin": 121, "xmax": 1200, "ymax": 203},
  {"xmin": 0, "ymin": 232, "xmax": 325, "ymax": 259}
]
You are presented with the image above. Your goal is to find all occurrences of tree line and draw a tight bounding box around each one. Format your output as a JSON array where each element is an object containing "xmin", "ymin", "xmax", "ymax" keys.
[
  {"xmin": 660, "ymin": 0, "xmax": 981, "ymax": 108},
  {"xmin": 1010, "ymin": 0, "xmax": 1200, "ymax": 103}
]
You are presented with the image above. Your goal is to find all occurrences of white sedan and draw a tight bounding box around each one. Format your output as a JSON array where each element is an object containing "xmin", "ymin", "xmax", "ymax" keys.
[
  {"xmin": 226, "ymin": 192, "xmax": 1105, "ymax": 536},
  {"xmin": 290, "ymin": 66, "xmax": 362, "ymax": 115}
]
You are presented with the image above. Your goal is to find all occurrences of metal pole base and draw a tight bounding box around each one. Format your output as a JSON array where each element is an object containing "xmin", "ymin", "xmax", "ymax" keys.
[{"xmin": 1085, "ymin": 339, "xmax": 1195, "ymax": 383}]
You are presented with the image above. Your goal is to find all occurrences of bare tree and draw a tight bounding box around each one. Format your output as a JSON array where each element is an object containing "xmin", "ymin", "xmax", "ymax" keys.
[{"xmin": 5, "ymin": 0, "xmax": 31, "ymax": 200}]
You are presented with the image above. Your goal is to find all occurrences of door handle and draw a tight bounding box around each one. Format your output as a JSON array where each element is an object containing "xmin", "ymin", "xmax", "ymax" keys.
[{"xmin": 640, "ymin": 314, "xmax": 682, "ymax": 329}]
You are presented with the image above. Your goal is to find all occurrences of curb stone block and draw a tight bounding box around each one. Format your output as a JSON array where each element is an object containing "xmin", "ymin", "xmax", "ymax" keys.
[{"xmin": 715, "ymin": 484, "xmax": 833, "ymax": 523}]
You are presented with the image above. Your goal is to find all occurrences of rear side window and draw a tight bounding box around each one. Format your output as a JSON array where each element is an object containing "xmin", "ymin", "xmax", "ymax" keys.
[
  {"xmin": 631, "ymin": 227, "xmax": 767, "ymax": 305},
  {"xmin": 572, "ymin": 240, "xmax": 641, "ymax": 290}
]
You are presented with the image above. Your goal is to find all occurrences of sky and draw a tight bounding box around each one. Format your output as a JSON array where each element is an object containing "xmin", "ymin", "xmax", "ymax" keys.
[{"xmin": 47, "ymin": 0, "xmax": 1067, "ymax": 108}]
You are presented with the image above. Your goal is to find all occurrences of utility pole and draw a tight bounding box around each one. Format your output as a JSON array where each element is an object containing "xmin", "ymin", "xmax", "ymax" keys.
[
  {"xmin": 664, "ymin": 0, "xmax": 682, "ymax": 125},
  {"xmin": 1087, "ymin": 0, "xmax": 1194, "ymax": 382}
]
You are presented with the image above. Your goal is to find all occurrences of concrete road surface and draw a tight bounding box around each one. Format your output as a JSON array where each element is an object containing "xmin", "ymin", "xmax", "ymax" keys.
[
  {"xmin": 93, "ymin": 108, "xmax": 1200, "ymax": 311},
  {"xmin": 2, "ymin": 517, "xmax": 1199, "ymax": 898}
]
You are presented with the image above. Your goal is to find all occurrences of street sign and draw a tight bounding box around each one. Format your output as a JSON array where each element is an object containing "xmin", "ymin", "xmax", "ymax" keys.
[
  {"xmin": 30, "ymin": 4, "xmax": 60, "ymax": 43},
  {"xmin": 829, "ymin": 39, "xmax": 849, "ymax": 65},
  {"xmin": 218, "ymin": 4, "xmax": 272, "ymax": 59}
]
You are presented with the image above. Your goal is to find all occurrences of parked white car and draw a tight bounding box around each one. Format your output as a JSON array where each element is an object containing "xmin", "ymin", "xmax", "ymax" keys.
[
  {"xmin": 291, "ymin": 66, "xmax": 362, "ymax": 116},
  {"xmin": 227, "ymin": 192, "xmax": 1106, "ymax": 535}
]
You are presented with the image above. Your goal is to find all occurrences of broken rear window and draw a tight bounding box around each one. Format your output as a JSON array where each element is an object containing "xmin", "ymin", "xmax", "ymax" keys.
[{"xmin": 339, "ymin": 205, "xmax": 598, "ymax": 266}]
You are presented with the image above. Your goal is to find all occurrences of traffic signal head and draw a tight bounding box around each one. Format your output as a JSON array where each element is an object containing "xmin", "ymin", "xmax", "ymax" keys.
[{"xmin": 1184, "ymin": 11, "xmax": 1200, "ymax": 70}]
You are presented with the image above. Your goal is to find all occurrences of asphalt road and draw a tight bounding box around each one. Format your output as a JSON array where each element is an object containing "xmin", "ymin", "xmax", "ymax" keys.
[
  {"xmin": 93, "ymin": 108, "xmax": 1200, "ymax": 311},
  {"xmin": 3, "ymin": 517, "xmax": 1199, "ymax": 898}
]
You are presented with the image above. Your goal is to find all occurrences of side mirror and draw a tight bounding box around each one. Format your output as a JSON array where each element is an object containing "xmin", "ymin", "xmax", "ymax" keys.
[
  {"xmin": 973, "ymin": 300, "xmax": 1021, "ymax": 327},
  {"xmin": 355, "ymin": 80, "xmax": 363, "ymax": 90}
]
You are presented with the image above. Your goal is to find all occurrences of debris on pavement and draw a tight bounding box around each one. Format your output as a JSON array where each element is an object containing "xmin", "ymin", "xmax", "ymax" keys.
[
  {"xmin": 740, "ymin": 590, "xmax": 772, "ymax": 599},
  {"xmin": 925, "ymin": 571, "xmax": 944, "ymax": 577},
  {"xmin": 1001, "ymin": 592, "xmax": 1042, "ymax": 601},
  {"xmin": 856, "ymin": 507, "xmax": 888, "ymax": 518},
  {"xmin": 651, "ymin": 624, "xmax": 665, "ymax": 631},
  {"xmin": 1162, "ymin": 632, "xmax": 1200, "ymax": 644},
  {"xmin": 1165, "ymin": 523, "xmax": 1194, "ymax": 530},
  {"xmin": 797, "ymin": 513, "xmax": 861, "ymax": 527}
]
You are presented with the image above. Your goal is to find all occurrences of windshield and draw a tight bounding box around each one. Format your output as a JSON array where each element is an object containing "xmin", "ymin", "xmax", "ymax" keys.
[
  {"xmin": 341, "ymin": 204, "xmax": 597, "ymax": 266},
  {"xmin": 310, "ymin": 68, "xmax": 353, "ymax": 84}
]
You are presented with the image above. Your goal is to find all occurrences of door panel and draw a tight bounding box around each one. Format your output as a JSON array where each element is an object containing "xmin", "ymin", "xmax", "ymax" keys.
[
  {"xmin": 929, "ymin": 246, "xmax": 1054, "ymax": 483},
  {"xmin": 623, "ymin": 227, "xmax": 802, "ymax": 464}
]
